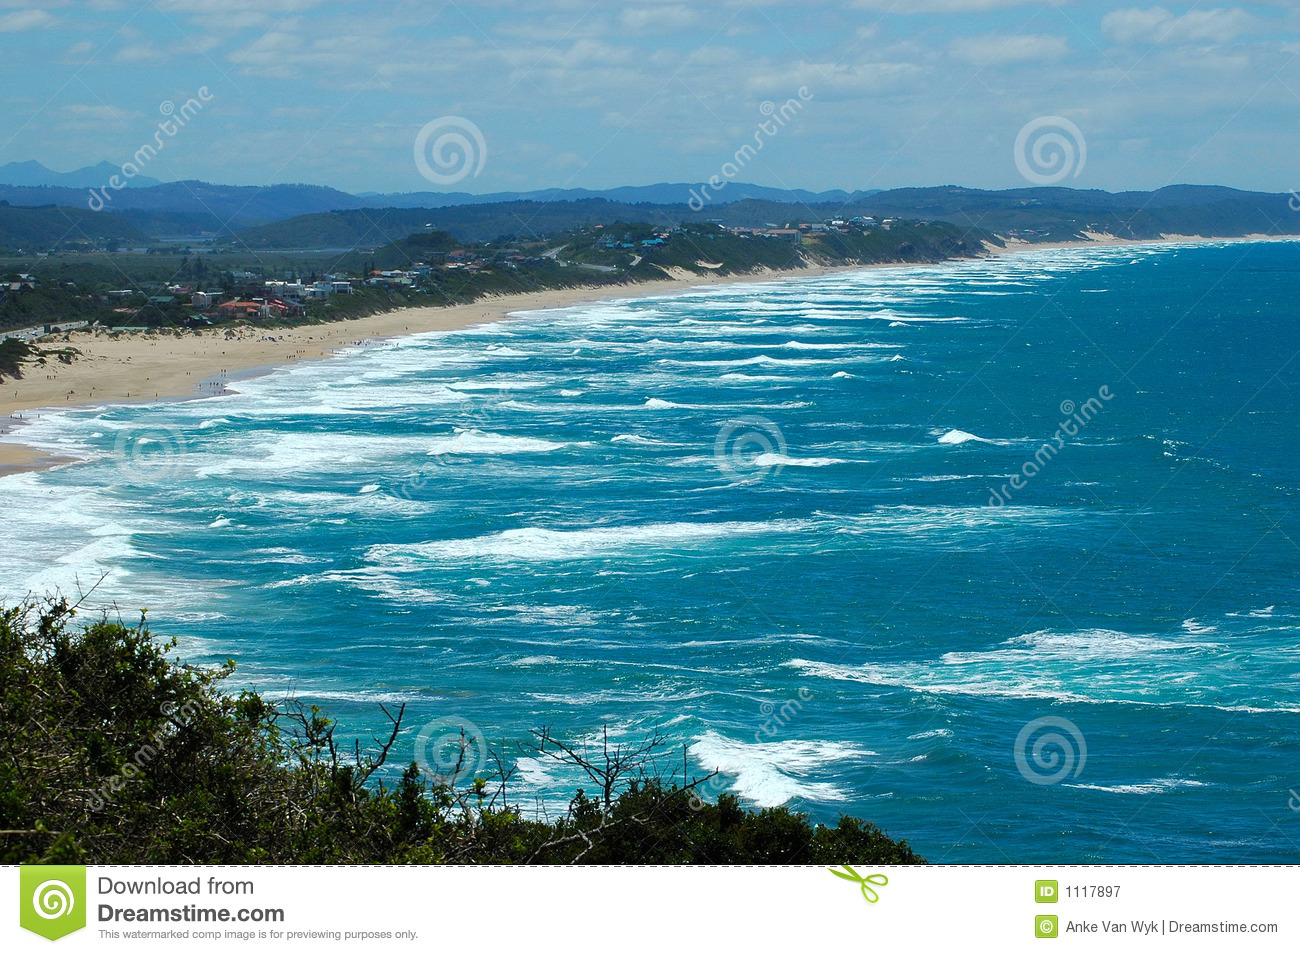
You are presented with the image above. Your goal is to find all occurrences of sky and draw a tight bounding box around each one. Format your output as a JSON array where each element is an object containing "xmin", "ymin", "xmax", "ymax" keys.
[{"xmin": 1, "ymin": 0, "xmax": 1298, "ymax": 196}]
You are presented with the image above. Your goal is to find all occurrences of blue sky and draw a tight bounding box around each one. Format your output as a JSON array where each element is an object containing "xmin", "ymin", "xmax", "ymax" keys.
[{"xmin": 2, "ymin": 0, "xmax": 1298, "ymax": 195}]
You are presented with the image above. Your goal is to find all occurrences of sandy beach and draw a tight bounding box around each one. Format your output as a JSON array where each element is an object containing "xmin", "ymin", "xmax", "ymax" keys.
[
  {"xmin": 0, "ymin": 266, "xmax": 860, "ymax": 475},
  {"xmin": 0, "ymin": 233, "xmax": 1290, "ymax": 477}
]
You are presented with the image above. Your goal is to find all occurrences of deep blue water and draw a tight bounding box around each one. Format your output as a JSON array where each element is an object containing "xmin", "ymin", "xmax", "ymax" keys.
[{"xmin": 4, "ymin": 240, "xmax": 1299, "ymax": 862}]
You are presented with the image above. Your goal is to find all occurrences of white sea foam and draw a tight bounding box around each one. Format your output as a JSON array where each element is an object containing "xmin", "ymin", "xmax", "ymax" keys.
[
  {"xmin": 196, "ymin": 432, "xmax": 430, "ymax": 477},
  {"xmin": 688, "ymin": 731, "xmax": 867, "ymax": 807},
  {"xmin": 753, "ymin": 453, "xmax": 847, "ymax": 468},
  {"xmin": 783, "ymin": 624, "xmax": 1283, "ymax": 710},
  {"xmin": 1066, "ymin": 778, "xmax": 1208, "ymax": 795},
  {"xmin": 427, "ymin": 429, "xmax": 577, "ymax": 455},
  {"xmin": 612, "ymin": 434, "xmax": 675, "ymax": 446},
  {"xmin": 937, "ymin": 429, "xmax": 1001, "ymax": 445},
  {"xmin": 368, "ymin": 519, "xmax": 808, "ymax": 564},
  {"xmin": 780, "ymin": 340, "xmax": 863, "ymax": 351},
  {"xmin": 444, "ymin": 380, "xmax": 547, "ymax": 391},
  {"xmin": 718, "ymin": 373, "xmax": 797, "ymax": 383},
  {"xmin": 666, "ymin": 355, "xmax": 841, "ymax": 368}
]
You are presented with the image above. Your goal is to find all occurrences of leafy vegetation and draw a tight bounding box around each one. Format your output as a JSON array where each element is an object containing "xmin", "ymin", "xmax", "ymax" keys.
[
  {"xmin": 0, "ymin": 217, "xmax": 991, "ymax": 334},
  {"xmin": 0, "ymin": 338, "xmax": 78, "ymax": 382},
  {"xmin": 0, "ymin": 336, "xmax": 32, "ymax": 379},
  {"xmin": 0, "ymin": 599, "xmax": 925, "ymax": 865}
]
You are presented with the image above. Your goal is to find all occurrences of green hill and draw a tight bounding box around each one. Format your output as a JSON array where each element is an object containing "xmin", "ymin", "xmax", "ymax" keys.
[{"xmin": 0, "ymin": 202, "xmax": 152, "ymax": 252}]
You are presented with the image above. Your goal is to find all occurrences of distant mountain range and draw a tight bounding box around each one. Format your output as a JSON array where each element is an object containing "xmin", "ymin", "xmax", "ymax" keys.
[
  {"xmin": 0, "ymin": 160, "xmax": 163, "ymax": 189},
  {"xmin": 0, "ymin": 161, "xmax": 878, "ymax": 230},
  {"xmin": 0, "ymin": 160, "xmax": 1296, "ymax": 252},
  {"xmin": 222, "ymin": 185, "xmax": 1300, "ymax": 248}
]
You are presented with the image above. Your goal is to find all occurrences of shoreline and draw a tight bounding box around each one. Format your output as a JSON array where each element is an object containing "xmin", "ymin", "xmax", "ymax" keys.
[{"xmin": 1, "ymin": 231, "xmax": 1293, "ymax": 476}]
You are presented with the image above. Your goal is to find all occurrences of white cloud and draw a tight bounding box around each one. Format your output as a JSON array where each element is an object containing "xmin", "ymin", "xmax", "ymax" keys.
[
  {"xmin": 950, "ymin": 33, "xmax": 1070, "ymax": 64},
  {"xmin": 619, "ymin": 5, "xmax": 699, "ymax": 32},
  {"xmin": 850, "ymin": 0, "xmax": 1072, "ymax": 10},
  {"xmin": 1102, "ymin": 6, "xmax": 1257, "ymax": 46},
  {"xmin": 0, "ymin": 9, "xmax": 54, "ymax": 31}
]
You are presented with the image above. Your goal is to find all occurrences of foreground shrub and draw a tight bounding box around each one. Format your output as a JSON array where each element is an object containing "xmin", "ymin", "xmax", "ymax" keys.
[{"xmin": 0, "ymin": 599, "xmax": 923, "ymax": 865}]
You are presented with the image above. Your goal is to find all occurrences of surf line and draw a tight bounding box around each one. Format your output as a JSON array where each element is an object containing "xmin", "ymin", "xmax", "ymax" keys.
[{"xmin": 988, "ymin": 384, "xmax": 1114, "ymax": 507}]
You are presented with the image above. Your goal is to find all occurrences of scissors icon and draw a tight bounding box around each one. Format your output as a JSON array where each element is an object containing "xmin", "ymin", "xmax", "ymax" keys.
[{"xmin": 828, "ymin": 865, "xmax": 889, "ymax": 903}]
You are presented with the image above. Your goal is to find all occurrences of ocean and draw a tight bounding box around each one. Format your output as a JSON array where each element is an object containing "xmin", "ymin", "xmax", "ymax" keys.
[{"xmin": 3, "ymin": 239, "xmax": 1299, "ymax": 862}]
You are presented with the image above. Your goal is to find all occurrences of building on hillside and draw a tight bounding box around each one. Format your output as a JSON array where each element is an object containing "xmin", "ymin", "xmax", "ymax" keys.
[{"xmin": 218, "ymin": 300, "xmax": 265, "ymax": 319}]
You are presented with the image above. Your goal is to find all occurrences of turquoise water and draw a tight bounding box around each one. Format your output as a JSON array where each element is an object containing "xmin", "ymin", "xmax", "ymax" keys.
[{"xmin": 4, "ymin": 240, "xmax": 1299, "ymax": 862}]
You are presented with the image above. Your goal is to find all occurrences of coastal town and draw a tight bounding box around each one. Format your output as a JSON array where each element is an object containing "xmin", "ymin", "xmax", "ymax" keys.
[{"xmin": 0, "ymin": 215, "xmax": 931, "ymax": 344}]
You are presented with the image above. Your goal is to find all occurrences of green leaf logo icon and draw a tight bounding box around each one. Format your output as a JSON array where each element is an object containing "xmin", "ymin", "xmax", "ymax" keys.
[{"xmin": 19, "ymin": 866, "xmax": 86, "ymax": 940}]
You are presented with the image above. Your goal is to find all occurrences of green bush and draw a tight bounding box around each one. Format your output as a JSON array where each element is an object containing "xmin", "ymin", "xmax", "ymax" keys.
[{"xmin": 0, "ymin": 600, "xmax": 923, "ymax": 865}]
